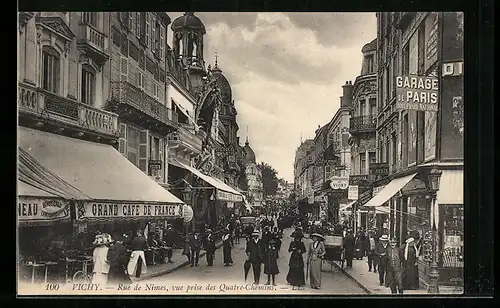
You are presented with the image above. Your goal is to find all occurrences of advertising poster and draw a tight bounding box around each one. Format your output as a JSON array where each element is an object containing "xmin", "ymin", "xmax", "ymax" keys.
[
  {"xmin": 440, "ymin": 77, "xmax": 464, "ymax": 159},
  {"xmin": 407, "ymin": 110, "xmax": 417, "ymax": 165},
  {"xmin": 424, "ymin": 110, "xmax": 437, "ymax": 161},
  {"xmin": 424, "ymin": 12, "xmax": 439, "ymax": 73}
]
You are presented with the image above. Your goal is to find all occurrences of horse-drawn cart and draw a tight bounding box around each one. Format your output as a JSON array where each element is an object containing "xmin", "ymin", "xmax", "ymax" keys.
[{"xmin": 323, "ymin": 235, "xmax": 344, "ymax": 270}]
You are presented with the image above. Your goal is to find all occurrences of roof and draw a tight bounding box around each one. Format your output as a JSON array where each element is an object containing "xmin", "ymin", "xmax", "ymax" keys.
[
  {"xmin": 361, "ymin": 38, "xmax": 377, "ymax": 53},
  {"xmin": 171, "ymin": 12, "xmax": 206, "ymax": 35},
  {"xmin": 243, "ymin": 140, "xmax": 256, "ymax": 164},
  {"xmin": 212, "ymin": 66, "xmax": 232, "ymax": 103}
]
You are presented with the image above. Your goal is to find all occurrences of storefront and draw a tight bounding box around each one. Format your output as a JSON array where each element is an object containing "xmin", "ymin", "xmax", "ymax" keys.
[
  {"xmin": 168, "ymin": 159, "xmax": 243, "ymax": 231},
  {"xmin": 18, "ymin": 127, "xmax": 185, "ymax": 283}
]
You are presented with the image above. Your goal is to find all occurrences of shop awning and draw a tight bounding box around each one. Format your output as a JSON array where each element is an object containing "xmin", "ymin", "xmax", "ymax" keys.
[
  {"xmin": 18, "ymin": 127, "xmax": 184, "ymax": 221},
  {"xmin": 18, "ymin": 180, "xmax": 58, "ymax": 198},
  {"xmin": 339, "ymin": 200, "xmax": 356, "ymax": 211},
  {"xmin": 171, "ymin": 99, "xmax": 196, "ymax": 125},
  {"xmin": 365, "ymin": 173, "xmax": 417, "ymax": 207},
  {"xmin": 436, "ymin": 170, "xmax": 463, "ymax": 205},
  {"xmin": 170, "ymin": 159, "xmax": 243, "ymax": 202}
]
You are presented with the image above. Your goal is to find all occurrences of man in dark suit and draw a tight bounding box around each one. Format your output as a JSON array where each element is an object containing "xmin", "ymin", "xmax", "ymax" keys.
[
  {"xmin": 188, "ymin": 232, "xmax": 202, "ymax": 267},
  {"xmin": 384, "ymin": 237, "xmax": 405, "ymax": 294},
  {"xmin": 375, "ymin": 234, "xmax": 390, "ymax": 286},
  {"xmin": 163, "ymin": 225, "xmax": 176, "ymax": 263},
  {"xmin": 204, "ymin": 230, "xmax": 216, "ymax": 266},
  {"xmin": 343, "ymin": 229, "xmax": 355, "ymax": 268},
  {"xmin": 246, "ymin": 231, "xmax": 263, "ymax": 284}
]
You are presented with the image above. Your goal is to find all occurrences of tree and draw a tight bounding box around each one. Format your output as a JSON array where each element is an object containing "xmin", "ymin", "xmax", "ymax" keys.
[
  {"xmin": 238, "ymin": 165, "xmax": 249, "ymax": 192},
  {"xmin": 258, "ymin": 162, "xmax": 279, "ymax": 198}
]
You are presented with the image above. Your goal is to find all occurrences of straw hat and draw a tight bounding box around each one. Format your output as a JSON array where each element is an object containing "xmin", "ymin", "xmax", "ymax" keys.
[
  {"xmin": 311, "ymin": 233, "xmax": 325, "ymax": 241},
  {"xmin": 379, "ymin": 235, "xmax": 390, "ymax": 241},
  {"xmin": 93, "ymin": 234, "xmax": 106, "ymax": 246}
]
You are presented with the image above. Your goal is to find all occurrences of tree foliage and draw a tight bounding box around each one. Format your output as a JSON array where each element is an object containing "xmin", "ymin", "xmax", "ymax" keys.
[
  {"xmin": 238, "ymin": 165, "xmax": 248, "ymax": 192},
  {"xmin": 258, "ymin": 162, "xmax": 279, "ymax": 198}
]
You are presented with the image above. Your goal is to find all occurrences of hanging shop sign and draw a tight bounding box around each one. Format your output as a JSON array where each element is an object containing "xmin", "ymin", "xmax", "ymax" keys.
[
  {"xmin": 348, "ymin": 185, "xmax": 359, "ymax": 200},
  {"xmin": 18, "ymin": 198, "xmax": 70, "ymax": 224},
  {"xmin": 395, "ymin": 75, "xmax": 439, "ymax": 112},
  {"xmin": 182, "ymin": 205, "xmax": 194, "ymax": 223},
  {"xmin": 369, "ymin": 163, "xmax": 389, "ymax": 176},
  {"xmin": 330, "ymin": 176, "xmax": 349, "ymax": 190},
  {"xmin": 216, "ymin": 190, "xmax": 243, "ymax": 202},
  {"xmin": 358, "ymin": 187, "xmax": 373, "ymax": 206},
  {"xmin": 76, "ymin": 202, "xmax": 182, "ymax": 221}
]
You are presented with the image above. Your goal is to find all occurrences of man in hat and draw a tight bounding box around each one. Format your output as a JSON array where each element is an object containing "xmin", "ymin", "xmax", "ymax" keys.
[
  {"xmin": 188, "ymin": 232, "xmax": 202, "ymax": 267},
  {"xmin": 246, "ymin": 231, "xmax": 263, "ymax": 284},
  {"xmin": 375, "ymin": 234, "xmax": 390, "ymax": 286},
  {"xmin": 343, "ymin": 229, "xmax": 355, "ymax": 268},
  {"xmin": 204, "ymin": 229, "xmax": 216, "ymax": 266},
  {"xmin": 163, "ymin": 224, "xmax": 176, "ymax": 263},
  {"xmin": 384, "ymin": 237, "xmax": 405, "ymax": 294},
  {"xmin": 365, "ymin": 230, "xmax": 378, "ymax": 273}
]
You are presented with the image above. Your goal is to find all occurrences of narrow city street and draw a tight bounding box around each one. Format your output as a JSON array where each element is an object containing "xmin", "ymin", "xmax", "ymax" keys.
[{"xmin": 140, "ymin": 228, "xmax": 367, "ymax": 295}]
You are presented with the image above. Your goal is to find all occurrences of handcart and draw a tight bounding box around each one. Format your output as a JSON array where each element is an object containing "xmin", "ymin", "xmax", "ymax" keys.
[{"xmin": 323, "ymin": 235, "xmax": 344, "ymax": 271}]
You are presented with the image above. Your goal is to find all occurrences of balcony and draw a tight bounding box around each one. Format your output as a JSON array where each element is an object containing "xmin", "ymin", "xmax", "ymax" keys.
[
  {"xmin": 18, "ymin": 82, "xmax": 119, "ymax": 140},
  {"xmin": 177, "ymin": 124, "xmax": 203, "ymax": 155},
  {"xmin": 349, "ymin": 174, "xmax": 377, "ymax": 185},
  {"xmin": 77, "ymin": 23, "xmax": 109, "ymax": 65},
  {"xmin": 109, "ymin": 81, "xmax": 178, "ymax": 135},
  {"xmin": 349, "ymin": 116, "xmax": 376, "ymax": 134}
]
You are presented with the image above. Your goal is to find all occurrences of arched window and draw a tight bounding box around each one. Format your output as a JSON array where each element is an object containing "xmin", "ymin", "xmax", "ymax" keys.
[
  {"xmin": 81, "ymin": 64, "xmax": 96, "ymax": 105},
  {"xmin": 42, "ymin": 46, "xmax": 60, "ymax": 93}
]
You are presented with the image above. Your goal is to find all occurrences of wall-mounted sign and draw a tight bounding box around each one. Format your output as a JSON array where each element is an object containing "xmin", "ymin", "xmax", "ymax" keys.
[
  {"xmin": 76, "ymin": 202, "xmax": 182, "ymax": 221},
  {"xmin": 216, "ymin": 190, "xmax": 243, "ymax": 202},
  {"xmin": 369, "ymin": 163, "xmax": 389, "ymax": 176},
  {"xmin": 182, "ymin": 205, "xmax": 194, "ymax": 223},
  {"xmin": 424, "ymin": 12, "xmax": 439, "ymax": 72},
  {"xmin": 442, "ymin": 61, "xmax": 464, "ymax": 77},
  {"xmin": 348, "ymin": 185, "xmax": 359, "ymax": 200},
  {"xmin": 395, "ymin": 75, "xmax": 439, "ymax": 112},
  {"xmin": 330, "ymin": 176, "xmax": 349, "ymax": 190},
  {"xmin": 18, "ymin": 198, "xmax": 70, "ymax": 224},
  {"xmin": 358, "ymin": 187, "xmax": 373, "ymax": 206},
  {"xmin": 45, "ymin": 99, "xmax": 79, "ymax": 120},
  {"xmin": 148, "ymin": 160, "xmax": 163, "ymax": 170}
]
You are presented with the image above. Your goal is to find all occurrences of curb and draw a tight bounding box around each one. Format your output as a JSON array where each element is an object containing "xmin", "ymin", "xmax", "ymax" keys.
[
  {"xmin": 328, "ymin": 261, "xmax": 372, "ymax": 294},
  {"xmin": 135, "ymin": 242, "xmax": 224, "ymax": 282}
]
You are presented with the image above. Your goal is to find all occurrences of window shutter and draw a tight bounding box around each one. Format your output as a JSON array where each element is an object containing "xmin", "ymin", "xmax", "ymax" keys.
[
  {"xmin": 118, "ymin": 123, "xmax": 127, "ymax": 156},
  {"xmin": 151, "ymin": 15, "xmax": 156, "ymax": 51},
  {"xmin": 138, "ymin": 130, "xmax": 149, "ymax": 173},
  {"xmin": 158, "ymin": 138, "xmax": 164, "ymax": 182},
  {"xmin": 129, "ymin": 13, "xmax": 134, "ymax": 33},
  {"xmin": 160, "ymin": 25, "xmax": 165, "ymax": 59},
  {"xmin": 136, "ymin": 13, "xmax": 141, "ymax": 38},
  {"xmin": 120, "ymin": 56, "xmax": 128, "ymax": 82},
  {"xmin": 145, "ymin": 13, "xmax": 150, "ymax": 48}
]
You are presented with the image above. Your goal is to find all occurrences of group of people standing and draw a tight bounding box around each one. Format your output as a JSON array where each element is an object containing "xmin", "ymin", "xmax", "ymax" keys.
[
  {"xmin": 342, "ymin": 228, "xmax": 421, "ymax": 294},
  {"xmin": 245, "ymin": 226, "xmax": 282, "ymax": 285}
]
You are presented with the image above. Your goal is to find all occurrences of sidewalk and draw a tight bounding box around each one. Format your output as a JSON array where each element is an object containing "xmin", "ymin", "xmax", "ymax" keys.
[
  {"xmin": 132, "ymin": 241, "xmax": 224, "ymax": 282},
  {"xmin": 333, "ymin": 258, "xmax": 464, "ymax": 295}
]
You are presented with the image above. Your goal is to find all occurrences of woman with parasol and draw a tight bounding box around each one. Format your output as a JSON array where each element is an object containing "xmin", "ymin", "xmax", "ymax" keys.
[
  {"xmin": 307, "ymin": 233, "xmax": 326, "ymax": 289},
  {"xmin": 286, "ymin": 232, "xmax": 306, "ymax": 287}
]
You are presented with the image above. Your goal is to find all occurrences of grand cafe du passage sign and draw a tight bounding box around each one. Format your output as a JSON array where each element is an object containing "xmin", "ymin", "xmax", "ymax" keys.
[{"xmin": 76, "ymin": 202, "xmax": 182, "ymax": 221}]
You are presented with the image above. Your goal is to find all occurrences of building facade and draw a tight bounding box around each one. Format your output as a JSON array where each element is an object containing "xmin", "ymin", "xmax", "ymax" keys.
[
  {"xmin": 242, "ymin": 138, "xmax": 264, "ymax": 214},
  {"xmin": 371, "ymin": 12, "xmax": 464, "ymax": 287},
  {"xmin": 293, "ymin": 139, "xmax": 315, "ymax": 216}
]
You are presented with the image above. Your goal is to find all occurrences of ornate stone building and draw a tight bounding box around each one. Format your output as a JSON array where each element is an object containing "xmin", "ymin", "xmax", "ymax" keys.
[{"xmin": 242, "ymin": 138, "xmax": 264, "ymax": 213}]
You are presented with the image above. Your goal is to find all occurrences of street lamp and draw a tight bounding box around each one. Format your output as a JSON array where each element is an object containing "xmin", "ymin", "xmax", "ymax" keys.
[{"xmin": 427, "ymin": 168, "xmax": 442, "ymax": 294}]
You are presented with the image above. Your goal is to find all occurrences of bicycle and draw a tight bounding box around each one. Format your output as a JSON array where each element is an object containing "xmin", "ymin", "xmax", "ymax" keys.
[{"xmin": 72, "ymin": 257, "xmax": 93, "ymax": 283}]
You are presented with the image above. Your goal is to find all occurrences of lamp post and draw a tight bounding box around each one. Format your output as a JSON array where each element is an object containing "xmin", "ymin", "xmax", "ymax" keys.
[
  {"xmin": 183, "ymin": 186, "xmax": 193, "ymax": 235},
  {"xmin": 427, "ymin": 168, "xmax": 442, "ymax": 294}
]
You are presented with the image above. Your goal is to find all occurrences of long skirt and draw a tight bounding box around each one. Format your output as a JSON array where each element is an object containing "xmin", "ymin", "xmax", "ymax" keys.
[
  {"xmin": 404, "ymin": 264, "xmax": 419, "ymax": 289},
  {"xmin": 223, "ymin": 244, "xmax": 233, "ymax": 264},
  {"xmin": 127, "ymin": 250, "xmax": 147, "ymax": 278},
  {"xmin": 91, "ymin": 272, "xmax": 108, "ymax": 285},
  {"xmin": 286, "ymin": 265, "xmax": 305, "ymax": 286},
  {"xmin": 309, "ymin": 259, "xmax": 322, "ymax": 288}
]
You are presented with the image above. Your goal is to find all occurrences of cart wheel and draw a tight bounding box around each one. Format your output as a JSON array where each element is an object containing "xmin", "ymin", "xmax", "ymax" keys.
[{"xmin": 73, "ymin": 271, "xmax": 91, "ymax": 284}]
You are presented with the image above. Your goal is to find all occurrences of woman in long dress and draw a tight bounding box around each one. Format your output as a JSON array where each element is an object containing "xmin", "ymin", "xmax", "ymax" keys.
[
  {"xmin": 286, "ymin": 233, "xmax": 306, "ymax": 287},
  {"xmin": 307, "ymin": 233, "xmax": 326, "ymax": 289},
  {"xmin": 264, "ymin": 237, "xmax": 280, "ymax": 286},
  {"xmin": 222, "ymin": 229, "xmax": 234, "ymax": 266},
  {"xmin": 91, "ymin": 234, "xmax": 110, "ymax": 285},
  {"xmin": 403, "ymin": 237, "xmax": 420, "ymax": 290}
]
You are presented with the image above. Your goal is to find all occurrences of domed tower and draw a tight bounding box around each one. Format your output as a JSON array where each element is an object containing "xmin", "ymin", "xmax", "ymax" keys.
[
  {"xmin": 360, "ymin": 38, "xmax": 377, "ymax": 75},
  {"xmin": 212, "ymin": 55, "xmax": 238, "ymax": 144},
  {"xmin": 243, "ymin": 137, "xmax": 256, "ymax": 165},
  {"xmin": 171, "ymin": 12, "xmax": 207, "ymax": 90}
]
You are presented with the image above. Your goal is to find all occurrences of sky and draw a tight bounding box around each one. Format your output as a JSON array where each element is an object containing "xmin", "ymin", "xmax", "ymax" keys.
[{"xmin": 167, "ymin": 12, "xmax": 377, "ymax": 183}]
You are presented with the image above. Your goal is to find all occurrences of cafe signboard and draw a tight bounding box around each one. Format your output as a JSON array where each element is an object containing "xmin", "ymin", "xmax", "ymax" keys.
[
  {"xmin": 76, "ymin": 202, "xmax": 182, "ymax": 221},
  {"xmin": 217, "ymin": 190, "xmax": 243, "ymax": 202},
  {"xmin": 330, "ymin": 176, "xmax": 349, "ymax": 190},
  {"xmin": 395, "ymin": 75, "xmax": 439, "ymax": 112},
  {"xmin": 18, "ymin": 198, "xmax": 70, "ymax": 224}
]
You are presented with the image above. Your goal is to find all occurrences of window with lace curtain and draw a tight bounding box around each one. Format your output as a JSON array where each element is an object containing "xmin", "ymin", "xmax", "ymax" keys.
[{"xmin": 81, "ymin": 65, "xmax": 95, "ymax": 105}]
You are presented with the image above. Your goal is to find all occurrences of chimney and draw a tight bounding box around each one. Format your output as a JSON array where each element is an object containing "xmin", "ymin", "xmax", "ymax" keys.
[{"xmin": 341, "ymin": 81, "xmax": 354, "ymax": 108}]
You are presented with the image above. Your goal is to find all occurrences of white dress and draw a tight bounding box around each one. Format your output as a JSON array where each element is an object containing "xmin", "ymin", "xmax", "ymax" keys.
[{"xmin": 92, "ymin": 246, "xmax": 110, "ymax": 285}]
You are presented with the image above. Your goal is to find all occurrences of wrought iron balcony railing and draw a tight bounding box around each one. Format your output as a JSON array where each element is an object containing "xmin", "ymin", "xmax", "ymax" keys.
[
  {"xmin": 349, "ymin": 115, "xmax": 376, "ymax": 134},
  {"xmin": 18, "ymin": 82, "xmax": 119, "ymax": 137},
  {"xmin": 111, "ymin": 81, "xmax": 178, "ymax": 128}
]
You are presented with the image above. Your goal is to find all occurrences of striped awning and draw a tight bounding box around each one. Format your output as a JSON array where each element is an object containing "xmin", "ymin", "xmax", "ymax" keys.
[{"xmin": 436, "ymin": 170, "xmax": 463, "ymax": 205}]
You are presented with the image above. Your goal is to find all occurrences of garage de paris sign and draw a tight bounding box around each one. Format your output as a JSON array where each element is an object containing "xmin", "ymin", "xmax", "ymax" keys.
[{"xmin": 395, "ymin": 75, "xmax": 439, "ymax": 112}]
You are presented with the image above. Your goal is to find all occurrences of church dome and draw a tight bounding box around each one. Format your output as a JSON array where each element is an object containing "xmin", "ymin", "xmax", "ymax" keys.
[
  {"xmin": 212, "ymin": 65, "xmax": 232, "ymax": 103},
  {"xmin": 171, "ymin": 12, "xmax": 206, "ymax": 35},
  {"xmin": 243, "ymin": 140, "xmax": 256, "ymax": 164}
]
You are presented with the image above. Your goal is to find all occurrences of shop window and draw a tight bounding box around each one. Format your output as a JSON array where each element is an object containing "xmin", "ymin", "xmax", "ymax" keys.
[
  {"xmin": 41, "ymin": 46, "xmax": 60, "ymax": 94},
  {"xmin": 440, "ymin": 205, "xmax": 464, "ymax": 267},
  {"xmin": 81, "ymin": 65, "xmax": 96, "ymax": 106}
]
